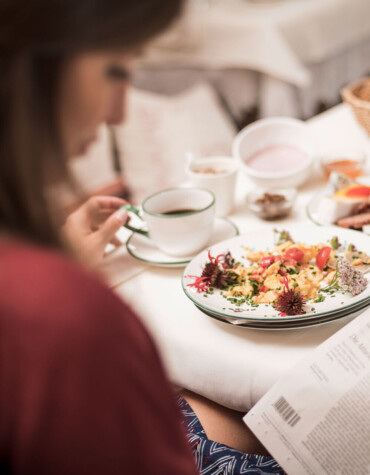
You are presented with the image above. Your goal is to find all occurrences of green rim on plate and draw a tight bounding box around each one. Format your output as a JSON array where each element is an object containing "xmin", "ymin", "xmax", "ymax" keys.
[
  {"xmin": 195, "ymin": 297, "xmax": 370, "ymax": 328},
  {"xmin": 183, "ymin": 275, "xmax": 370, "ymax": 323},
  {"xmin": 198, "ymin": 303, "xmax": 368, "ymax": 330}
]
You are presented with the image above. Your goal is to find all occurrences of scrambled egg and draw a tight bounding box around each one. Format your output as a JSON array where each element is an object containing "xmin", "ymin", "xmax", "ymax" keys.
[{"xmin": 228, "ymin": 241, "xmax": 332, "ymax": 303}]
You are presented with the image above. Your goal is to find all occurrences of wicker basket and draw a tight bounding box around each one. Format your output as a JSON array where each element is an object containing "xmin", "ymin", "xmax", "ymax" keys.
[{"xmin": 341, "ymin": 77, "xmax": 370, "ymax": 135}]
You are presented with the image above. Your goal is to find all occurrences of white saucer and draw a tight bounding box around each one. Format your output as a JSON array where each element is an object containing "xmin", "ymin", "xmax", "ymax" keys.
[{"xmin": 126, "ymin": 217, "xmax": 239, "ymax": 267}]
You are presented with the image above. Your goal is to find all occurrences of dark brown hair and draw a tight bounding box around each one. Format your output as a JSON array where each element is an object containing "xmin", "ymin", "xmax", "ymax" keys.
[{"xmin": 0, "ymin": 0, "xmax": 184, "ymax": 247}]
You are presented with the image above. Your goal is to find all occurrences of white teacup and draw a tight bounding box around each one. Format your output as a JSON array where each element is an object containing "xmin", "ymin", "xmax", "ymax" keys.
[
  {"xmin": 122, "ymin": 187, "xmax": 215, "ymax": 257},
  {"xmin": 185, "ymin": 156, "xmax": 238, "ymax": 216}
]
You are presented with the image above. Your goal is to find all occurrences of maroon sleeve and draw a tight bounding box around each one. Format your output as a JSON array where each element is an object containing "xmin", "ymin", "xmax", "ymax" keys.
[{"xmin": 0, "ymin": 245, "xmax": 197, "ymax": 475}]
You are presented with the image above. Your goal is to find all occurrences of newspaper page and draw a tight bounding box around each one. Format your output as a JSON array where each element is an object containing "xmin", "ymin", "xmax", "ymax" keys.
[{"xmin": 244, "ymin": 307, "xmax": 370, "ymax": 475}]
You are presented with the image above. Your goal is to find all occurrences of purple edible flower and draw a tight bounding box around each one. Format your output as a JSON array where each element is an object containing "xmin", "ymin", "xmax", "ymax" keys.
[{"xmin": 337, "ymin": 258, "xmax": 367, "ymax": 296}]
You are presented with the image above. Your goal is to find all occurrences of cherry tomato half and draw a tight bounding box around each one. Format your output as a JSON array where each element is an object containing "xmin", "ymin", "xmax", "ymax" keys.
[
  {"xmin": 316, "ymin": 246, "xmax": 331, "ymax": 270},
  {"xmin": 284, "ymin": 247, "xmax": 304, "ymax": 264}
]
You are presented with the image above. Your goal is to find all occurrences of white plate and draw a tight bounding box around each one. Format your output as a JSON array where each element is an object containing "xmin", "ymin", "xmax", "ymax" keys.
[
  {"xmin": 126, "ymin": 217, "xmax": 239, "ymax": 267},
  {"xmin": 182, "ymin": 224, "xmax": 370, "ymax": 324},
  {"xmin": 197, "ymin": 304, "xmax": 368, "ymax": 330}
]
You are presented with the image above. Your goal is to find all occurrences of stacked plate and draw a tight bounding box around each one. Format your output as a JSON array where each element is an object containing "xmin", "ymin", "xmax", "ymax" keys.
[{"xmin": 182, "ymin": 225, "xmax": 370, "ymax": 330}]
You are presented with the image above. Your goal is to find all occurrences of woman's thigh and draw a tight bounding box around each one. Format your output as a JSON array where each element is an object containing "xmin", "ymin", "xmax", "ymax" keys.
[{"xmin": 180, "ymin": 389, "xmax": 270, "ymax": 456}]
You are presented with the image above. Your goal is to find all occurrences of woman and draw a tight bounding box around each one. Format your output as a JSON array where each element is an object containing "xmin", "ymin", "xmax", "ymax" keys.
[
  {"xmin": 0, "ymin": 1, "xmax": 197, "ymax": 473},
  {"xmin": 0, "ymin": 1, "xmax": 284, "ymax": 473}
]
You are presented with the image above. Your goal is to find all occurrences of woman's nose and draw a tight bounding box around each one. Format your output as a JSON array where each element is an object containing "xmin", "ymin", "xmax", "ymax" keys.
[{"xmin": 106, "ymin": 83, "xmax": 126, "ymax": 125}]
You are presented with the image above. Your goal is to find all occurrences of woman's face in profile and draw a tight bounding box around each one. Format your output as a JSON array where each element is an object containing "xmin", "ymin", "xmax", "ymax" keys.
[{"xmin": 59, "ymin": 52, "xmax": 134, "ymax": 158}]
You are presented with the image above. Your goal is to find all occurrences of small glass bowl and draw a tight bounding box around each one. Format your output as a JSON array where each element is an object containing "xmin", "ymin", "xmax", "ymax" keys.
[
  {"xmin": 319, "ymin": 149, "xmax": 367, "ymax": 180},
  {"xmin": 247, "ymin": 188, "xmax": 297, "ymax": 220}
]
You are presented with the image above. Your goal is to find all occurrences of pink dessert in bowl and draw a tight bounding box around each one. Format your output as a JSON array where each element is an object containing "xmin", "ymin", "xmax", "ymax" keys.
[{"xmin": 233, "ymin": 117, "xmax": 314, "ymax": 189}]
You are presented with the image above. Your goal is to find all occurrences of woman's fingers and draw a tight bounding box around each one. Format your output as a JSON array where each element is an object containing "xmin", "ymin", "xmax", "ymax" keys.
[
  {"xmin": 86, "ymin": 196, "xmax": 128, "ymax": 226},
  {"xmin": 110, "ymin": 236, "xmax": 123, "ymax": 247},
  {"xmin": 94, "ymin": 208, "xmax": 128, "ymax": 248},
  {"xmin": 95, "ymin": 196, "xmax": 127, "ymax": 211},
  {"xmin": 63, "ymin": 197, "xmax": 129, "ymax": 267}
]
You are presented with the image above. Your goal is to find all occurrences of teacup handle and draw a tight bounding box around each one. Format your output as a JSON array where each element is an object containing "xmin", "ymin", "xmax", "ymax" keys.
[{"xmin": 119, "ymin": 204, "xmax": 149, "ymax": 237}]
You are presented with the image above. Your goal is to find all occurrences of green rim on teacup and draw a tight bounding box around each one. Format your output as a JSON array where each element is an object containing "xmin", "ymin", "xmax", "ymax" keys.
[{"xmin": 142, "ymin": 187, "xmax": 215, "ymax": 218}]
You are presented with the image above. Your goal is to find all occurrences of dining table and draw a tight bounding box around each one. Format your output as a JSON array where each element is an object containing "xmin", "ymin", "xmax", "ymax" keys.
[{"xmin": 100, "ymin": 103, "xmax": 370, "ymax": 412}]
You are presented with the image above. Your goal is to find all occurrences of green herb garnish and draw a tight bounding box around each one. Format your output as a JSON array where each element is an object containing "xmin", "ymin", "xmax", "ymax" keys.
[{"xmin": 330, "ymin": 236, "xmax": 340, "ymax": 250}]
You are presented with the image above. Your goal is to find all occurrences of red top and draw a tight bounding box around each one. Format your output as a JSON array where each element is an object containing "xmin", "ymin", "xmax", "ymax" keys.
[{"xmin": 0, "ymin": 242, "xmax": 197, "ymax": 474}]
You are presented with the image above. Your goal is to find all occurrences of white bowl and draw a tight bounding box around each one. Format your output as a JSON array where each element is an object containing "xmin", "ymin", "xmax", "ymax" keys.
[{"xmin": 233, "ymin": 117, "xmax": 314, "ymax": 189}]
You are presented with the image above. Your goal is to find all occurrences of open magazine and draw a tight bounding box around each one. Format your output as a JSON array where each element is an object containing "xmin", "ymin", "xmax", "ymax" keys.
[{"xmin": 244, "ymin": 306, "xmax": 370, "ymax": 475}]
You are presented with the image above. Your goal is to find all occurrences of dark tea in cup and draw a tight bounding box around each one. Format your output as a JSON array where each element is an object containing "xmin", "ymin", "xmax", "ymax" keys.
[{"xmin": 162, "ymin": 208, "xmax": 197, "ymax": 215}]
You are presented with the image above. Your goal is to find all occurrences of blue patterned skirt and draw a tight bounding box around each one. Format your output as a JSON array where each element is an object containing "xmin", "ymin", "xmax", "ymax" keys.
[{"xmin": 177, "ymin": 396, "xmax": 285, "ymax": 475}]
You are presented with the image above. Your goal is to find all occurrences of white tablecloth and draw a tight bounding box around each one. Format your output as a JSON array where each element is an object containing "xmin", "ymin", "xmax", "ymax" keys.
[{"xmin": 113, "ymin": 104, "xmax": 370, "ymax": 411}]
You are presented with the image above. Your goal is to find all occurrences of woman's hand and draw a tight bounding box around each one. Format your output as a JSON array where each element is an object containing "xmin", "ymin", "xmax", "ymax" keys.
[{"xmin": 62, "ymin": 196, "xmax": 128, "ymax": 267}]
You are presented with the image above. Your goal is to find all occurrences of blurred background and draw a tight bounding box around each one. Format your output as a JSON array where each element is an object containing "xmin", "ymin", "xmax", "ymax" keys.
[{"xmin": 69, "ymin": 0, "xmax": 370, "ymax": 205}]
